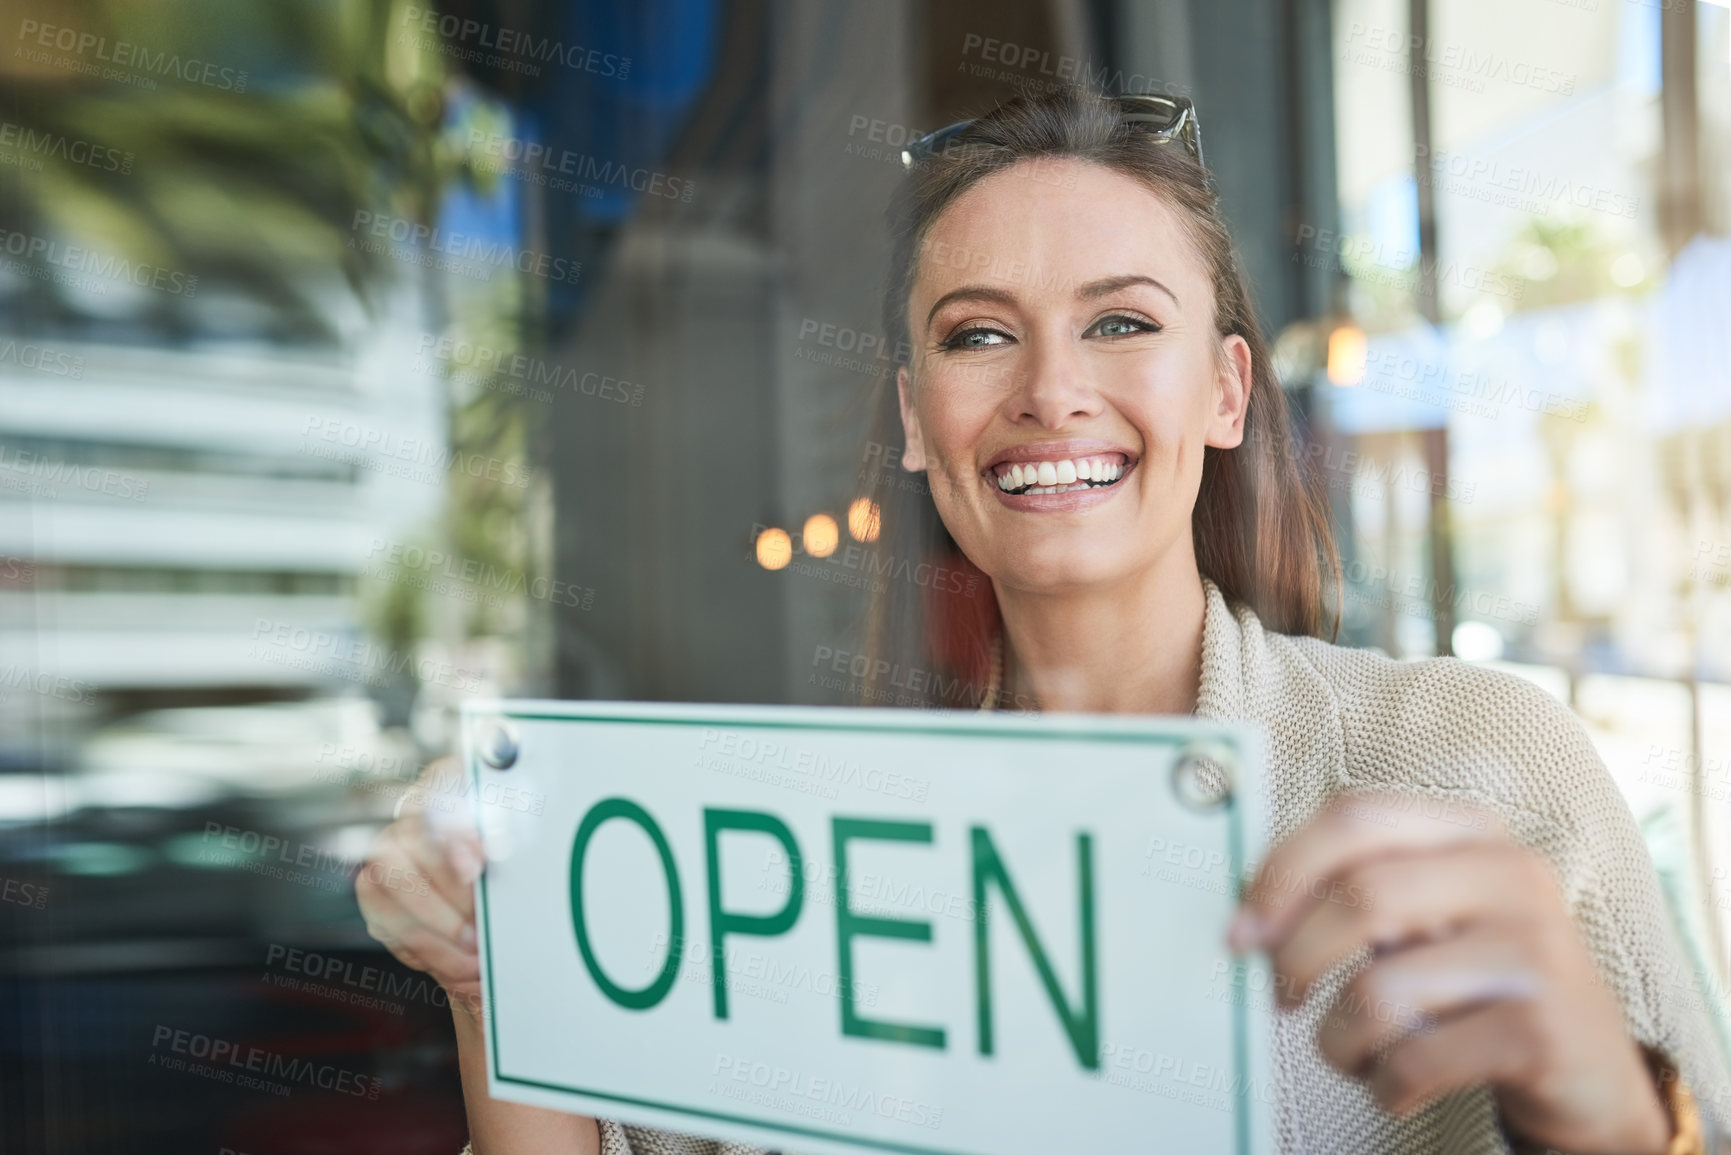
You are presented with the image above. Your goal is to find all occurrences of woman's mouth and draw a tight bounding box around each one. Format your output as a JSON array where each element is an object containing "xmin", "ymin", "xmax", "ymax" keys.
[{"xmin": 990, "ymin": 454, "xmax": 1130, "ymax": 496}]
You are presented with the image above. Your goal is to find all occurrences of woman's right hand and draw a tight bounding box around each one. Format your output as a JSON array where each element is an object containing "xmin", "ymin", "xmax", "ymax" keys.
[
  {"xmin": 356, "ymin": 755, "xmax": 487, "ymax": 1017},
  {"xmin": 361, "ymin": 757, "xmax": 603, "ymax": 1152}
]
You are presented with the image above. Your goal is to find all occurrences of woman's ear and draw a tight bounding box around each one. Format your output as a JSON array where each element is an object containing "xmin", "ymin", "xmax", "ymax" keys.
[
  {"xmin": 1206, "ymin": 334, "xmax": 1253, "ymax": 450},
  {"xmin": 896, "ymin": 365, "xmax": 928, "ymax": 472}
]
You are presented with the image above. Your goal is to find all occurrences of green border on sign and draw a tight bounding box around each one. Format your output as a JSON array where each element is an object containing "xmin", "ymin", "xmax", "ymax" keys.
[{"xmin": 471, "ymin": 706, "xmax": 1255, "ymax": 1155}]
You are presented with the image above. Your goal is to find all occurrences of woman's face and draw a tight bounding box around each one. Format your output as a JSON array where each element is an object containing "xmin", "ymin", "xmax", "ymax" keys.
[{"xmin": 898, "ymin": 157, "xmax": 1252, "ymax": 596}]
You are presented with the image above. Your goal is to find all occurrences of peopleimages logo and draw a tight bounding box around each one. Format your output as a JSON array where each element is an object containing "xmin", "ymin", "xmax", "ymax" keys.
[
  {"xmin": 1341, "ymin": 22, "xmax": 1576, "ymax": 96},
  {"xmin": 1415, "ymin": 143, "xmax": 1638, "ymax": 220},
  {"xmin": 248, "ymin": 619, "xmax": 485, "ymax": 693},
  {"xmin": 1, "ymin": 876, "xmax": 48, "ymax": 910},
  {"xmin": 350, "ymin": 211, "xmax": 581, "ymax": 285},
  {"xmin": 15, "ymin": 20, "xmax": 249, "ymax": 91},
  {"xmin": 0, "ymin": 227, "xmax": 197, "ymax": 296},
  {"xmin": 710, "ymin": 1052, "xmax": 945, "ymax": 1131},
  {"xmin": 0, "ymin": 120, "xmax": 133, "ymax": 174},
  {"xmin": 416, "ymin": 334, "xmax": 645, "ymax": 406},
  {"xmin": 957, "ymin": 33, "xmax": 1187, "ymax": 99},
  {"xmin": 299, "ymin": 415, "xmax": 533, "ymax": 489},
  {"xmin": 0, "ymin": 663, "xmax": 99, "ymax": 706},
  {"xmin": 467, "ymin": 131, "xmax": 695, "ymax": 203},
  {"xmin": 398, "ymin": 7, "xmax": 629, "ymax": 79},
  {"xmin": 264, "ymin": 944, "xmax": 458, "ymax": 1013},
  {"xmin": 0, "ymin": 444, "xmax": 150, "ymax": 501},
  {"xmin": 362, "ymin": 537, "xmax": 594, "ymax": 610},
  {"xmin": 1360, "ymin": 349, "xmax": 1587, "ymax": 424},
  {"xmin": 0, "ymin": 338, "xmax": 84, "ymax": 378},
  {"xmin": 1292, "ymin": 223, "xmax": 1522, "ymax": 302},
  {"xmin": 149, "ymin": 1025, "xmax": 380, "ymax": 1099}
]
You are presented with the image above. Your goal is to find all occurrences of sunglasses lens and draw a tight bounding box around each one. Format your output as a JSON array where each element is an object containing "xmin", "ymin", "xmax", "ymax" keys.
[{"xmin": 1123, "ymin": 98, "xmax": 1179, "ymax": 127}]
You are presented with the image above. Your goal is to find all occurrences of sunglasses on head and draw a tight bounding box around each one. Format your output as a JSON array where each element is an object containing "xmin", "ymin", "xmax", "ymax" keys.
[{"xmin": 899, "ymin": 93, "xmax": 1204, "ymax": 172}]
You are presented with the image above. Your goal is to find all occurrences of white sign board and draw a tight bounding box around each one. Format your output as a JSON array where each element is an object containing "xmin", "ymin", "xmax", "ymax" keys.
[{"xmin": 462, "ymin": 700, "xmax": 1272, "ymax": 1155}]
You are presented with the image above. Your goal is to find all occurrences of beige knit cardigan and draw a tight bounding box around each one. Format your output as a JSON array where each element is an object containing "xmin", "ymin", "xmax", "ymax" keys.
[{"xmin": 463, "ymin": 579, "xmax": 1731, "ymax": 1155}]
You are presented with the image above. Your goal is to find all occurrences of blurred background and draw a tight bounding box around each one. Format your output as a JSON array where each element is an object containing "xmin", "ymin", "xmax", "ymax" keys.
[{"xmin": 1, "ymin": 0, "xmax": 1728, "ymax": 1150}]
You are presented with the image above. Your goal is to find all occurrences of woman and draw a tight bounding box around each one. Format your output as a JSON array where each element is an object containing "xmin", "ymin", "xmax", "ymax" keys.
[{"xmin": 358, "ymin": 88, "xmax": 1727, "ymax": 1154}]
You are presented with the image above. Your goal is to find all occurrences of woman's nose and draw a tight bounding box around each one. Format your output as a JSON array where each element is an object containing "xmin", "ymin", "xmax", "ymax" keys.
[{"xmin": 1005, "ymin": 339, "xmax": 1105, "ymax": 428}]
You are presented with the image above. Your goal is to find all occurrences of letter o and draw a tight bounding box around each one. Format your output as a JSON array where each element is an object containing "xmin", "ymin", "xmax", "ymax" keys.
[{"xmin": 569, "ymin": 797, "xmax": 684, "ymax": 1010}]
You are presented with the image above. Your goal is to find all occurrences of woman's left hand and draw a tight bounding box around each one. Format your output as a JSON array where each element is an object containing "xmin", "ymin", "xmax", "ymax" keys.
[{"xmin": 1228, "ymin": 792, "xmax": 1673, "ymax": 1155}]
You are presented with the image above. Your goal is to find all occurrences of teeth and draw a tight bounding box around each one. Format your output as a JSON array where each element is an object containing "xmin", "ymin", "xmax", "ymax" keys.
[{"xmin": 994, "ymin": 455, "xmax": 1128, "ymax": 494}]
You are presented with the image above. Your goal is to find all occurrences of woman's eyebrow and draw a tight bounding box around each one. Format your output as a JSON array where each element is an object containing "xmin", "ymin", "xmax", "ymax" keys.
[
  {"xmin": 923, "ymin": 275, "xmax": 1177, "ymax": 331},
  {"xmin": 1078, "ymin": 274, "xmax": 1179, "ymax": 306},
  {"xmin": 924, "ymin": 285, "xmax": 1019, "ymax": 330}
]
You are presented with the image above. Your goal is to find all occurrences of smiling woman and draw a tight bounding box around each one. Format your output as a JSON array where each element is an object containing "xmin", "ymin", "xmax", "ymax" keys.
[{"xmin": 863, "ymin": 91, "xmax": 1337, "ymax": 713}]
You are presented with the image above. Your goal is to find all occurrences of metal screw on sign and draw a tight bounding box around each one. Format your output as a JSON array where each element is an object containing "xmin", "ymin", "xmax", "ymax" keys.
[
  {"xmin": 480, "ymin": 720, "xmax": 520, "ymax": 770},
  {"xmin": 1171, "ymin": 741, "xmax": 1235, "ymax": 813}
]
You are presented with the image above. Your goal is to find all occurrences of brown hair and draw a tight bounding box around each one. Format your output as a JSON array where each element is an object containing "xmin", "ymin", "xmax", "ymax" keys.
[{"xmin": 861, "ymin": 87, "xmax": 1338, "ymax": 709}]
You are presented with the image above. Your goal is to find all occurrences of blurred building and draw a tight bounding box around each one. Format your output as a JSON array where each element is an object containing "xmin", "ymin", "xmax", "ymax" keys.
[{"xmin": 0, "ymin": 308, "xmax": 443, "ymax": 760}]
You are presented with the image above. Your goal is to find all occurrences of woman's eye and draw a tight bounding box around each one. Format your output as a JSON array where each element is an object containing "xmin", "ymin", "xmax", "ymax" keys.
[
  {"xmin": 940, "ymin": 326, "xmax": 1011, "ymax": 350},
  {"xmin": 1088, "ymin": 315, "xmax": 1160, "ymax": 338}
]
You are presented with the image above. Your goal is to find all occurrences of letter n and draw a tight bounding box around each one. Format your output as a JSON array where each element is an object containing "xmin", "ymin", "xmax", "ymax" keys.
[{"xmin": 970, "ymin": 826, "xmax": 1099, "ymax": 1069}]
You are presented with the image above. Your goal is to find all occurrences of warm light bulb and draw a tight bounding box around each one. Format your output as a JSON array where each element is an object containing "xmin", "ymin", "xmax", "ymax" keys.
[
  {"xmin": 755, "ymin": 528, "xmax": 793, "ymax": 570},
  {"xmin": 847, "ymin": 498, "xmax": 881, "ymax": 543},
  {"xmin": 1327, "ymin": 325, "xmax": 1367, "ymax": 386},
  {"xmin": 803, "ymin": 513, "xmax": 839, "ymax": 558}
]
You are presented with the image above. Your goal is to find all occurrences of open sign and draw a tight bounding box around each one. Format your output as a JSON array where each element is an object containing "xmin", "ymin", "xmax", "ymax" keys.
[{"xmin": 463, "ymin": 700, "xmax": 1271, "ymax": 1155}]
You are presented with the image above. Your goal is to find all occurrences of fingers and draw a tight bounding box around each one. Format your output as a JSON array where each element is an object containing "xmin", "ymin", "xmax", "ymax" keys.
[
  {"xmin": 403, "ymin": 762, "xmax": 490, "ymax": 913},
  {"xmin": 1247, "ymin": 795, "xmax": 1677, "ymax": 1153},
  {"xmin": 386, "ymin": 922, "xmax": 482, "ymax": 987},
  {"xmin": 381, "ymin": 755, "xmax": 483, "ymax": 915},
  {"xmin": 359, "ymin": 868, "xmax": 480, "ymax": 984},
  {"xmin": 392, "ymin": 755, "xmax": 471, "ymax": 831},
  {"xmin": 415, "ymin": 754, "xmax": 463, "ymax": 794},
  {"xmin": 1231, "ymin": 791, "xmax": 1503, "ymax": 952},
  {"xmin": 1352, "ymin": 966, "xmax": 1672, "ymax": 1153},
  {"xmin": 1315, "ymin": 925, "xmax": 1540, "ymax": 1076},
  {"xmin": 356, "ymin": 804, "xmax": 485, "ymax": 990},
  {"xmin": 395, "ymin": 811, "xmax": 482, "ymax": 918},
  {"xmin": 1361, "ymin": 1000, "xmax": 1537, "ymax": 1117},
  {"xmin": 1271, "ymin": 842, "xmax": 1558, "ymax": 1007},
  {"xmin": 361, "ymin": 837, "xmax": 473, "ymax": 945}
]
